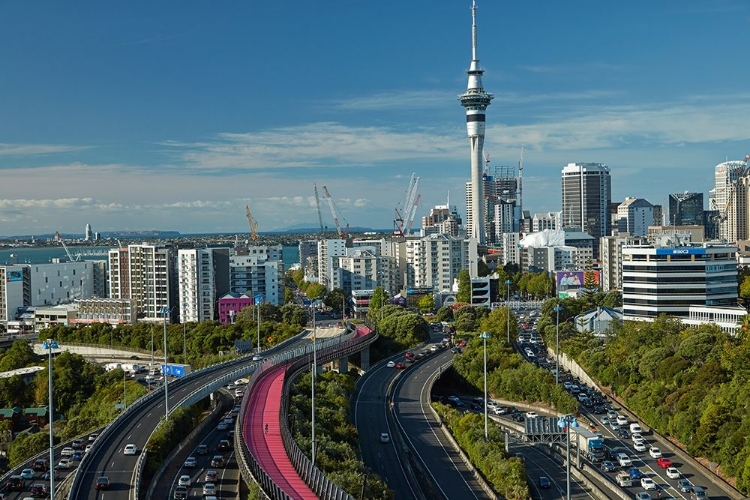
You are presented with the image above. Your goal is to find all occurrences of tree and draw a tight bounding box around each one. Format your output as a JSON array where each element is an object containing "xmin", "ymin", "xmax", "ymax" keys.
[
  {"xmin": 456, "ymin": 269, "xmax": 471, "ymax": 303},
  {"xmin": 417, "ymin": 294, "xmax": 435, "ymax": 314},
  {"xmin": 369, "ymin": 287, "xmax": 388, "ymax": 310},
  {"xmin": 305, "ymin": 282, "xmax": 327, "ymax": 300},
  {"xmin": 741, "ymin": 276, "xmax": 750, "ymax": 307},
  {"xmin": 324, "ymin": 288, "xmax": 348, "ymax": 315},
  {"xmin": 479, "ymin": 307, "xmax": 517, "ymax": 344},
  {"xmin": 436, "ymin": 306, "xmax": 453, "ymax": 323},
  {"xmin": 0, "ymin": 340, "xmax": 40, "ymax": 372}
]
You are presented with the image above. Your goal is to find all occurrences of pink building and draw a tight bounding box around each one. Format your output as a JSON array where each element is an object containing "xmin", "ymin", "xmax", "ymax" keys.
[{"xmin": 218, "ymin": 292, "xmax": 255, "ymax": 324}]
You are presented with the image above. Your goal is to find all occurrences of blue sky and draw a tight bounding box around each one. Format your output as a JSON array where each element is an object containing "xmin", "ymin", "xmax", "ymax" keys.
[{"xmin": 2, "ymin": 1, "xmax": 750, "ymax": 236}]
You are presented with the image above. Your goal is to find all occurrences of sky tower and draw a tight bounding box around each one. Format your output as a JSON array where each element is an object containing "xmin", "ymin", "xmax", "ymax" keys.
[{"xmin": 459, "ymin": 1, "xmax": 493, "ymax": 245}]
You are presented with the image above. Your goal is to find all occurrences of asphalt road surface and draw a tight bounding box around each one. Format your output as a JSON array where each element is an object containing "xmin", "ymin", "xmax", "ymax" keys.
[{"xmin": 514, "ymin": 441, "xmax": 597, "ymax": 500}]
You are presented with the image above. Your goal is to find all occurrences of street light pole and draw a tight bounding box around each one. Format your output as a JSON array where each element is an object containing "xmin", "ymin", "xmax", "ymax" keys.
[
  {"xmin": 311, "ymin": 311, "xmax": 317, "ymax": 466},
  {"xmin": 183, "ymin": 322, "xmax": 187, "ymax": 363},
  {"xmin": 257, "ymin": 300, "xmax": 261, "ymax": 353},
  {"xmin": 43, "ymin": 339, "xmax": 58, "ymax": 500},
  {"xmin": 566, "ymin": 415, "xmax": 573, "ymax": 500},
  {"xmin": 480, "ymin": 331, "xmax": 491, "ymax": 441},
  {"xmin": 505, "ymin": 279, "xmax": 512, "ymax": 344},
  {"xmin": 160, "ymin": 307, "xmax": 170, "ymax": 421},
  {"xmin": 554, "ymin": 304, "xmax": 564, "ymax": 385}
]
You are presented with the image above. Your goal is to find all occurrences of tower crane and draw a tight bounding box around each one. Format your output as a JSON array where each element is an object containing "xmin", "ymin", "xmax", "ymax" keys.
[
  {"xmin": 245, "ymin": 205, "xmax": 259, "ymax": 242},
  {"xmin": 55, "ymin": 231, "xmax": 79, "ymax": 262},
  {"xmin": 393, "ymin": 174, "xmax": 419, "ymax": 237},
  {"xmin": 313, "ymin": 183, "xmax": 326, "ymax": 238},
  {"xmin": 405, "ymin": 193, "xmax": 421, "ymax": 235},
  {"xmin": 322, "ymin": 186, "xmax": 349, "ymax": 239}
]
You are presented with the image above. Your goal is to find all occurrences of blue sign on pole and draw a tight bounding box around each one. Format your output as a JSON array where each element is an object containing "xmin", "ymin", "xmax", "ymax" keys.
[
  {"xmin": 42, "ymin": 340, "xmax": 59, "ymax": 350},
  {"xmin": 254, "ymin": 294, "xmax": 264, "ymax": 305}
]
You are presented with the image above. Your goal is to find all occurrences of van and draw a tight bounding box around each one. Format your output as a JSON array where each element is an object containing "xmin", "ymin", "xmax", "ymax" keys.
[{"xmin": 630, "ymin": 423, "xmax": 642, "ymax": 434}]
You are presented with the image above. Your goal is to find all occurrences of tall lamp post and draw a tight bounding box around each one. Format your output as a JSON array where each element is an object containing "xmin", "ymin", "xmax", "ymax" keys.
[
  {"xmin": 311, "ymin": 309, "xmax": 317, "ymax": 466},
  {"xmin": 554, "ymin": 304, "xmax": 564, "ymax": 385},
  {"xmin": 159, "ymin": 306, "xmax": 171, "ymax": 421},
  {"xmin": 255, "ymin": 294, "xmax": 264, "ymax": 353},
  {"xmin": 42, "ymin": 339, "xmax": 59, "ymax": 500},
  {"xmin": 505, "ymin": 279, "xmax": 512, "ymax": 344},
  {"xmin": 480, "ymin": 331, "xmax": 491, "ymax": 441}
]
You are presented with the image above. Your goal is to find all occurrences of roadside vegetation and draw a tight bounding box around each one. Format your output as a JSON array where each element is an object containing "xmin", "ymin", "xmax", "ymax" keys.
[
  {"xmin": 433, "ymin": 402, "xmax": 529, "ymax": 499},
  {"xmin": 144, "ymin": 403, "xmax": 207, "ymax": 478},
  {"xmin": 289, "ymin": 370, "xmax": 393, "ymax": 500},
  {"xmin": 536, "ymin": 294, "xmax": 750, "ymax": 493}
]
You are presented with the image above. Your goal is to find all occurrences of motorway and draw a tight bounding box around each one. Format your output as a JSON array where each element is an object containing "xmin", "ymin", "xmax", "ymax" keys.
[
  {"xmin": 512, "ymin": 442, "xmax": 596, "ymax": 499},
  {"xmin": 392, "ymin": 341, "xmax": 492, "ymax": 500},
  {"xmin": 353, "ymin": 352, "xmax": 418, "ymax": 500}
]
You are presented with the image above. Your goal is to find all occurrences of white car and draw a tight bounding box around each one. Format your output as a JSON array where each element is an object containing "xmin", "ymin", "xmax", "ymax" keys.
[
  {"xmin": 616, "ymin": 415, "xmax": 628, "ymax": 426},
  {"xmin": 184, "ymin": 456, "xmax": 197, "ymax": 468},
  {"xmin": 607, "ymin": 409, "xmax": 617, "ymax": 419},
  {"xmin": 380, "ymin": 432, "xmax": 390, "ymax": 443},
  {"xmin": 178, "ymin": 474, "xmax": 191, "ymax": 487},
  {"xmin": 61, "ymin": 447, "xmax": 74, "ymax": 457},
  {"xmin": 617, "ymin": 453, "xmax": 632, "ymax": 467},
  {"xmin": 124, "ymin": 444, "xmax": 138, "ymax": 455},
  {"xmin": 641, "ymin": 477, "xmax": 657, "ymax": 490},
  {"xmin": 631, "ymin": 432, "xmax": 643, "ymax": 442},
  {"xmin": 85, "ymin": 444, "xmax": 93, "ymax": 454},
  {"xmin": 648, "ymin": 446, "xmax": 662, "ymax": 458},
  {"xmin": 666, "ymin": 467, "xmax": 680, "ymax": 479},
  {"xmin": 252, "ymin": 354, "xmax": 264, "ymax": 361},
  {"xmin": 601, "ymin": 416, "xmax": 610, "ymax": 425},
  {"xmin": 57, "ymin": 458, "xmax": 71, "ymax": 469},
  {"xmin": 525, "ymin": 412, "xmax": 538, "ymax": 419},
  {"xmin": 634, "ymin": 441, "xmax": 647, "ymax": 452}
]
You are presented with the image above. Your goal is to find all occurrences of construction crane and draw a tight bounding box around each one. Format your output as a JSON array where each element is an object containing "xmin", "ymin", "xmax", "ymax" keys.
[
  {"xmin": 322, "ymin": 186, "xmax": 349, "ymax": 239},
  {"xmin": 405, "ymin": 193, "xmax": 421, "ymax": 235},
  {"xmin": 55, "ymin": 231, "xmax": 79, "ymax": 262},
  {"xmin": 313, "ymin": 183, "xmax": 326, "ymax": 238},
  {"xmin": 245, "ymin": 205, "xmax": 259, "ymax": 242},
  {"xmin": 518, "ymin": 146, "xmax": 524, "ymax": 232},
  {"xmin": 393, "ymin": 174, "xmax": 419, "ymax": 237}
]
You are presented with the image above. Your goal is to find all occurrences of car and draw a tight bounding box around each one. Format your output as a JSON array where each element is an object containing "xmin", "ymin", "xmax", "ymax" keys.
[
  {"xmin": 538, "ymin": 476, "xmax": 551, "ymax": 489},
  {"xmin": 56, "ymin": 458, "xmax": 71, "ymax": 469},
  {"xmin": 632, "ymin": 432, "xmax": 643, "ymax": 442},
  {"xmin": 217, "ymin": 422, "xmax": 228, "ymax": 431},
  {"xmin": 618, "ymin": 454, "xmax": 632, "ymax": 467},
  {"xmin": 405, "ymin": 351, "xmax": 415, "ymax": 358},
  {"xmin": 71, "ymin": 452, "xmax": 83, "ymax": 462},
  {"xmin": 178, "ymin": 474, "xmax": 191, "ymax": 487},
  {"xmin": 601, "ymin": 460, "xmax": 616, "ymax": 472},
  {"xmin": 395, "ymin": 363, "xmax": 405, "ymax": 369},
  {"xmin": 218, "ymin": 439, "xmax": 231, "ymax": 451},
  {"xmin": 72, "ymin": 438, "xmax": 84, "ymax": 449},
  {"xmin": 205, "ymin": 470, "xmax": 218, "ymax": 482},
  {"xmin": 619, "ymin": 429, "xmax": 630, "ymax": 439},
  {"xmin": 88, "ymin": 433, "xmax": 99, "ymax": 442},
  {"xmin": 628, "ymin": 467, "xmax": 644, "ymax": 479},
  {"xmin": 184, "ymin": 456, "xmax": 197, "ymax": 468},
  {"xmin": 30, "ymin": 483, "xmax": 49, "ymax": 497},
  {"xmin": 20, "ymin": 468, "xmax": 35, "ymax": 479},
  {"xmin": 203, "ymin": 483, "xmax": 217, "ymax": 496},
  {"xmin": 635, "ymin": 493, "xmax": 652, "ymax": 500},
  {"xmin": 525, "ymin": 412, "xmax": 538, "ymax": 419},
  {"xmin": 630, "ymin": 423, "xmax": 643, "ymax": 434},
  {"xmin": 656, "ymin": 457, "xmax": 672, "ymax": 468},
  {"xmin": 386, "ymin": 361, "xmax": 396, "ymax": 368},
  {"xmin": 173, "ymin": 485, "xmax": 188, "ymax": 499},
  {"xmin": 610, "ymin": 422, "xmax": 621, "ymax": 431},
  {"xmin": 457, "ymin": 340, "xmax": 467, "ymax": 347},
  {"xmin": 42, "ymin": 470, "xmax": 59, "ymax": 481},
  {"xmin": 677, "ymin": 479, "xmax": 692, "ymax": 492},
  {"xmin": 61, "ymin": 447, "xmax": 74, "ymax": 456},
  {"xmin": 4, "ymin": 475, "xmax": 23, "ymax": 491},
  {"xmin": 601, "ymin": 416, "xmax": 610, "ymax": 425},
  {"xmin": 196, "ymin": 444, "xmax": 208, "ymax": 455},
  {"xmin": 641, "ymin": 477, "xmax": 657, "ymax": 490},
  {"xmin": 252, "ymin": 354, "xmax": 264, "ymax": 361},
  {"xmin": 380, "ymin": 432, "xmax": 390, "ymax": 443},
  {"xmin": 94, "ymin": 476, "xmax": 110, "ymax": 490},
  {"xmin": 210, "ymin": 455, "xmax": 225, "ymax": 467},
  {"xmin": 616, "ymin": 472, "xmax": 633, "ymax": 487},
  {"xmin": 616, "ymin": 415, "xmax": 628, "ymax": 426},
  {"xmin": 666, "ymin": 466, "xmax": 680, "ymax": 479},
  {"xmin": 634, "ymin": 442, "xmax": 647, "ymax": 452},
  {"xmin": 234, "ymin": 389, "xmax": 244, "ymax": 398},
  {"xmin": 32, "ymin": 458, "xmax": 48, "ymax": 471},
  {"xmin": 124, "ymin": 443, "xmax": 137, "ymax": 455},
  {"xmin": 85, "ymin": 444, "xmax": 93, "ymax": 454},
  {"xmin": 691, "ymin": 486, "xmax": 707, "ymax": 499},
  {"xmin": 649, "ymin": 447, "xmax": 662, "ymax": 458}
]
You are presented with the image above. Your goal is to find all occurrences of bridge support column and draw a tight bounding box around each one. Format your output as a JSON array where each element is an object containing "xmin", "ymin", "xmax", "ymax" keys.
[
  {"xmin": 360, "ymin": 345, "xmax": 370, "ymax": 371},
  {"xmin": 336, "ymin": 356, "xmax": 348, "ymax": 374}
]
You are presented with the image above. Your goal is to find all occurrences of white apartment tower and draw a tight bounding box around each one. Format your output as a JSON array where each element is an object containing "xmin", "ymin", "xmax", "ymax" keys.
[
  {"xmin": 458, "ymin": 1, "xmax": 493, "ymax": 244},
  {"xmin": 229, "ymin": 246, "xmax": 284, "ymax": 306},
  {"xmin": 108, "ymin": 244, "xmax": 173, "ymax": 322},
  {"xmin": 406, "ymin": 234, "xmax": 478, "ymax": 291},
  {"xmin": 617, "ymin": 197, "xmax": 653, "ymax": 237},
  {"xmin": 178, "ymin": 249, "xmax": 218, "ymax": 323}
]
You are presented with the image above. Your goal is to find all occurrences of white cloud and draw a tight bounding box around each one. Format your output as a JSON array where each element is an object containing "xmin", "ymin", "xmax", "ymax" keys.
[{"xmin": 0, "ymin": 143, "xmax": 91, "ymax": 156}]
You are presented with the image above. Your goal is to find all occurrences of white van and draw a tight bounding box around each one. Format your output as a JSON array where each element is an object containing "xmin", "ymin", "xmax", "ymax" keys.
[{"xmin": 630, "ymin": 423, "xmax": 642, "ymax": 434}]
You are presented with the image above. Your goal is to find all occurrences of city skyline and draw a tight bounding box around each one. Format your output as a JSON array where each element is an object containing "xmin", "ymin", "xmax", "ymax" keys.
[{"xmin": 2, "ymin": 1, "xmax": 750, "ymax": 234}]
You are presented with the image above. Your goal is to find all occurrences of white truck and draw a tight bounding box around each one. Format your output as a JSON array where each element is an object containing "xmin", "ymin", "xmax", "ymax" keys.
[{"xmin": 572, "ymin": 427, "xmax": 605, "ymax": 462}]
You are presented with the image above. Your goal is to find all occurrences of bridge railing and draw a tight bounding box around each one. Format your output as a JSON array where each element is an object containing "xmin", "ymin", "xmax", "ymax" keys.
[{"xmin": 235, "ymin": 325, "xmax": 377, "ymax": 500}]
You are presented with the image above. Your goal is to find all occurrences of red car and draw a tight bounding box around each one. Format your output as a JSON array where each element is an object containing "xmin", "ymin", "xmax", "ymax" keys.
[
  {"xmin": 404, "ymin": 352, "xmax": 415, "ymax": 358},
  {"xmin": 458, "ymin": 340, "xmax": 467, "ymax": 347},
  {"xmin": 656, "ymin": 457, "xmax": 673, "ymax": 468},
  {"xmin": 395, "ymin": 363, "xmax": 405, "ymax": 369}
]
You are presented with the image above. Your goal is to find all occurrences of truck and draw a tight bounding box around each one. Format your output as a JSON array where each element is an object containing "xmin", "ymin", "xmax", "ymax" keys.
[
  {"xmin": 120, "ymin": 363, "xmax": 145, "ymax": 375},
  {"xmin": 572, "ymin": 427, "xmax": 605, "ymax": 462},
  {"xmin": 104, "ymin": 363, "xmax": 121, "ymax": 372},
  {"xmin": 161, "ymin": 363, "xmax": 192, "ymax": 378}
]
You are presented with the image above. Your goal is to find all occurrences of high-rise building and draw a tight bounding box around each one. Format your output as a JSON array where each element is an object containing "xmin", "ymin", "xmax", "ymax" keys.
[
  {"xmin": 668, "ymin": 191, "xmax": 704, "ymax": 227},
  {"xmin": 405, "ymin": 234, "xmax": 478, "ymax": 292},
  {"xmin": 616, "ymin": 197, "xmax": 654, "ymax": 237},
  {"xmin": 532, "ymin": 212, "xmax": 560, "ymax": 232},
  {"xmin": 561, "ymin": 163, "xmax": 611, "ymax": 259},
  {"xmin": 422, "ymin": 203, "xmax": 462, "ymax": 237},
  {"xmin": 85, "ymin": 224, "xmax": 92, "ymax": 241},
  {"xmin": 108, "ymin": 244, "xmax": 173, "ymax": 322},
  {"xmin": 458, "ymin": 1, "xmax": 493, "ymax": 244},
  {"xmin": 229, "ymin": 246, "xmax": 284, "ymax": 306},
  {"xmin": 713, "ymin": 160, "xmax": 747, "ymax": 240},
  {"xmin": 178, "ymin": 248, "xmax": 226, "ymax": 323}
]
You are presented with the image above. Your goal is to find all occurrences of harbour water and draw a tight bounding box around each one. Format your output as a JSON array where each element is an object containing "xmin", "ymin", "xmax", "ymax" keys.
[{"xmin": 0, "ymin": 245, "xmax": 300, "ymax": 269}]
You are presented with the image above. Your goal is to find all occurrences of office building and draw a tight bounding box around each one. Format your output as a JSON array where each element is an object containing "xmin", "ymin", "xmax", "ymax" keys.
[
  {"xmin": 600, "ymin": 234, "xmax": 647, "ymax": 292},
  {"xmin": 668, "ymin": 191, "xmax": 703, "ymax": 227},
  {"xmin": 616, "ymin": 198, "xmax": 653, "ymax": 237},
  {"xmin": 85, "ymin": 224, "xmax": 92, "ymax": 241},
  {"xmin": 421, "ymin": 203, "xmax": 462, "ymax": 238},
  {"xmin": 561, "ymin": 163, "xmax": 611, "ymax": 259},
  {"xmin": 532, "ymin": 212, "xmax": 560, "ymax": 232},
  {"xmin": 622, "ymin": 239, "xmax": 737, "ymax": 321},
  {"xmin": 713, "ymin": 160, "xmax": 748, "ymax": 241},
  {"xmin": 298, "ymin": 240, "xmax": 319, "ymax": 280}
]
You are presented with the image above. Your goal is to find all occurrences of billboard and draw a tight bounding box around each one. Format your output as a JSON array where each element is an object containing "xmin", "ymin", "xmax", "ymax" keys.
[
  {"xmin": 556, "ymin": 271, "xmax": 600, "ymax": 291},
  {"xmin": 7, "ymin": 270, "xmax": 22, "ymax": 282}
]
